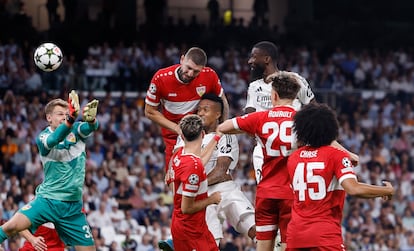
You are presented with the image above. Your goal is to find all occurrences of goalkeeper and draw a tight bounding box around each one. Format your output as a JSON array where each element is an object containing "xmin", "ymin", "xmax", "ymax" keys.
[{"xmin": 0, "ymin": 91, "xmax": 99, "ymax": 251}]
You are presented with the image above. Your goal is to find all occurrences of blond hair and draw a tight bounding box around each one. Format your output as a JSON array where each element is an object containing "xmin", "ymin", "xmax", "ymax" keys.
[{"xmin": 44, "ymin": 98, "xmax": 68, "ymax": 115}]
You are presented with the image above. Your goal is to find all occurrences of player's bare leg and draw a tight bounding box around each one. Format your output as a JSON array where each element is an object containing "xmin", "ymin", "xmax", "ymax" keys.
[{"xmin": 257, "ymin": 239, "xmax": 275, "ymax": 251}]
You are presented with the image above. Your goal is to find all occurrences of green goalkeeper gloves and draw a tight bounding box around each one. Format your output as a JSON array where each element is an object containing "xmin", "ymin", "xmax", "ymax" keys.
[{"xmin": 82, "ymin": 99, "xmax": 99, "ymax": 123}]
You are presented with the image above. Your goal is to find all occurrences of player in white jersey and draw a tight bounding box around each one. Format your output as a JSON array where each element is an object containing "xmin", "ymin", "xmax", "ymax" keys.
[
  {"xmin": 245, "ymin": 41, "xmax": 315, "ymax": 183},
  {"xmin": 175, "ymin": 93, "xmax": 256, "ymax": 247}
]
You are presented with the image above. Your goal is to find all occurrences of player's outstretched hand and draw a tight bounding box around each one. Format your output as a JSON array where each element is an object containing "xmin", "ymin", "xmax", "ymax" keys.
[
  {"xmin": 348, "ymin": 151, "xmax": 360, "ymax": 166},
  {"xmin": 30, "ymin": 236, "xmax": 47, "ymax": 251},
  {"xmin": 68, "ymin": 90, "xmax": 80, "ymax": 123},
  {"xmin": 82, "ymin": 99, "xmax": 99, "ymax": 123},
  {"xmin": 381, "ymin": 181, "xmax": 394, "ymax": 201}
]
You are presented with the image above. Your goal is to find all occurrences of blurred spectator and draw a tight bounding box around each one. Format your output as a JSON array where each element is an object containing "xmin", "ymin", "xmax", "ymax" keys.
[
  {"xmin": 46, "ymin": 0, "xmax": 59, "ymax": 25},
  {"xmin": 118, "ymin": 209, "xmax": 143, "ymax": 235},
  {"xmin": 24, "ymin": 65, "xmax": 42, "ymax": 94},
  {"xmin": 93, "ymin": 167, "xmax": 109, "ymax": 193},
  {"xmin": 142, "ymin": 200, "xmax": 161, "ymax": 227},
  {"xmin": 10, "ymin": 143, "xmax": 30, "ymax": 179},
  {"xmin": 252, "ymin": 0, "xmax": 269, "ymax": 26},
  {"xmin": 136, "ymin": 232, "xmax": 154, "ymax": 251},
  {"xmin": 207, "ymin": 0, "xmax": 220, "ymax": 27},
  {"xmin": 87, "ymin": 202, "xmax": 113, "ymax": 229},
  {"xmin": 121, "ymin": 229, "xmax": 138, "ymax": 251},
  {"xmin": 115, "ymin": 182, "xmax": 132, "ymax": 211}
]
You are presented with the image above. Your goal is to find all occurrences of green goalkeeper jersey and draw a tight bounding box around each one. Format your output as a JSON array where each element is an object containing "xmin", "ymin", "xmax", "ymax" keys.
[{"xmin": 35, "ymin": 121, "xmax": 99, "ymax": 201}]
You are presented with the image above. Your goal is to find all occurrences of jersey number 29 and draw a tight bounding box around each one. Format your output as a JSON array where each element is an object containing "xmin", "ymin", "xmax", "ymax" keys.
[{"xmin": 262, "ymin": 121, "xmax": 294, "ymax": 157}]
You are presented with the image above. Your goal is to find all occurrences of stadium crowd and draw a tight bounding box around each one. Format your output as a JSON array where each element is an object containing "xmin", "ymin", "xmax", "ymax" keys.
[{"xmin": 1, "ymin": 37, "xmax": 414, "ymax": 251}]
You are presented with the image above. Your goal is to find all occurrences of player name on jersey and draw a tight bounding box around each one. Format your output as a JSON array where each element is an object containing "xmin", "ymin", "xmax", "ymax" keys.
[
  {"xmin": 268, "ymin": 110, "xmax": 293, "ymax": 118},
  {"xmin": 299, "ymin": 150, "xmax": 318, "ymax": 158}
]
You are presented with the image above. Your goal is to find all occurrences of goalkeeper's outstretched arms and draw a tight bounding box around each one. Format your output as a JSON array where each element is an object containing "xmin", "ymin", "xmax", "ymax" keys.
[{"xmin": 79, "ymin": 99, "xmax": 99, "ymax": 134}]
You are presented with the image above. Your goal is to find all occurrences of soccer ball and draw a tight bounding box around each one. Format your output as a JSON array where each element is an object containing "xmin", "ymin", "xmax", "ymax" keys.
[{"xmin": 33, "ymin": 42, "xmax": 63, "ymax": 72}]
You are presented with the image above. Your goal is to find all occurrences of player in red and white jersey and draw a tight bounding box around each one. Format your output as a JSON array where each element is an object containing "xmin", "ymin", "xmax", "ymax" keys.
[
  {"xmin": 173, "ymin": 94, "xmax": 256, "ymax": 247},
  {"xmin": 246, "ymin": 41, "xmax": 358, "ymax": 185},
  {"xmin": 168, "ymin": 114, "xmax": 221, "ymax": 251},
  {"xmin": 217, "ymin": 72, "xmax": 301, "ymax": 251},
  {"xmin": 20, "ymin": 223, "xmax": 64, "ymax": 251},
  {"xmin": 286, "ymin": 103, "xmax": 394, "ymax": 251},
  {"xmin": 245, "ymin": 41, "xmax": 315, "ymax": 184},
  {"xmin": 145, "ymin": 47, "xmax": 229, "ymax": 173}
]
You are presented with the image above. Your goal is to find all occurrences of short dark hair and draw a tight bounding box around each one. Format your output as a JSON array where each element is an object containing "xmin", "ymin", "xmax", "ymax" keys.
[
  {"xmin": 201, "ymin": 93, "xmax": 224, "ymax": 116},
  {"xmin": 253, "ymin": 41, "xmax": 278, "ymax": 61},
  {"xmin": 185, "ymin": 47, "xmax": 207, "ymax": 66},
  {"xmin": 293, "ymin": 103, "xmax": 339, "ymax": 147},
  {"xmin": 272, "ymin": 72, "xmax": 301, "ymax": 100},
  {"xmin": 179, "ymin": 114, "xmax": 203, "ymax": 142}
]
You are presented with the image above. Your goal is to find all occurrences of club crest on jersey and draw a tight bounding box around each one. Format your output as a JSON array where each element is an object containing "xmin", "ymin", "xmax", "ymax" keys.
[
  {"xmin": 66, "ymin": 132, "xmax": 76, "ymax": 143},
  {"xmin": 149, "ymin": 83, "xmax": 157, "ymax": 94},
  {"xmin": 21, "ymin": 204, "xmax": 32, "ymax": 211},
  {"xmin": 188, "ymin": 174, "xmax": 199, "ymax": 185},
  {"xmin": 196, "ymin": 86, "xmax": 206, "ymax": 97}
]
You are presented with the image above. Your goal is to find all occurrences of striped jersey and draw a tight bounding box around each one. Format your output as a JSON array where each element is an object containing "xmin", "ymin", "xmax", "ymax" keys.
[
  {"xmin": 35, "ymin": 121, "xmax": 98, "ymax": 201},
  {"xmin": 145, "ymin": 64, "xmax": 223, "ymax": 140},
  {"xmin": 287, "ymin": 145, "xmax": 356, "ymax": 248},
  {"xmin": 233, "ymin": 105, "xmax": 297, "ymax": 199},
  {"xmin": 170, "ymin": 150, "xmax": 210, "ymax": 240}
]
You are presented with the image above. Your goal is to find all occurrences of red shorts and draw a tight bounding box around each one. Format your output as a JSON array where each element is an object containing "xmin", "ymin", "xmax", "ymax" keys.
[
  {"xmin": 173, "ymin": 233, "xmax": 218, "ymax": 251},
  {"xmin": 255, "ymin": 197, "xmax": 292, "ymax": 242},
  {"xmin": 19, "ymin": 226, "xmax": 65, "ymax": 251},
  {"xmin": 163, "ymin": 136, "xmax": 177, "ymax": 173},
  {"xmin": 286, "ymin": 244, "xmax": 346, "ymax": 251}
]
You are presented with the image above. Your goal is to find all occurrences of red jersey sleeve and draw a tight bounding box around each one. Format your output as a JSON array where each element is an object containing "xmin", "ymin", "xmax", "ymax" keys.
[
  {"xmin": 145, "ymin": 68, "xmax": 165, "ymax": 106},
  {"xmin": 180, "ymin": 156, "xmax": 205, "ymax": 198},
  {"xmin": 234, "ymin": 112, "xmax": 264, "ymax": 135},
  {"xmin": 333, "ymin": 149, "xmax": 357, "ymax": 184}
]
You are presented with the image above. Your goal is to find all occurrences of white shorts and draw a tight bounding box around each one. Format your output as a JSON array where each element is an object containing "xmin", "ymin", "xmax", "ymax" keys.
[
  {"xmin": 206, "ymin": 181, "xmax": 255, "ymax": 240},
  {"xmin": 253, "ymin": 144, "xmax": 264, "ymax": 183}
]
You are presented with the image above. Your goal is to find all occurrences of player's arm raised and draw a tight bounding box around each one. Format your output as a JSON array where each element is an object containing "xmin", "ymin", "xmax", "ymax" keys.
[
  {"xmin": 217, "ymin": 119, "xmax": 244, "ymax": 134},
  {"xmin": 220, "ymin": 93, "xmax": 230, "ymax": 122},
  {"xmin": 331, "ymin": 140, "xmax": 359, "ymax": 166}
]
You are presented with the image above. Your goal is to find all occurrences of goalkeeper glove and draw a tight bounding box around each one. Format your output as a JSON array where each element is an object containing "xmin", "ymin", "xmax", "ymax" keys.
[
  {"xmin": 82, "ymin": 99, "xmax": 99, "ymax": 123},
  {"xmin": 67, "ymin": 90, "xmax": 80, "ymax": 124}
]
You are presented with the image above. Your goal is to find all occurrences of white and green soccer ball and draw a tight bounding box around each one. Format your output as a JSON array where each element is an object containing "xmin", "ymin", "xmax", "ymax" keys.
[{"xmin": 33, "ymin": 42, "xmax": 63, "ymax": 72}]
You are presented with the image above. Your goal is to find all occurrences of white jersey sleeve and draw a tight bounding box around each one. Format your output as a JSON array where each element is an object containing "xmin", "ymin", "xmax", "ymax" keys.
[
  {"xmin": 174, "ymin": 135, "xmax": 184, "ymax": 151},
  {"xmin": 290, "ymin": 72, "xmax": 315, "ymax": 110},
  {"xmin": 202, "ymin": 133, "xmax": 239, "ymax": 174}
]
